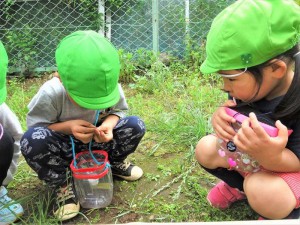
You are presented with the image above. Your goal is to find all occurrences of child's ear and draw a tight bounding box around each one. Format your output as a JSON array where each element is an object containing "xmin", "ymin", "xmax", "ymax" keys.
[
  {"xmin": 53, "ymin": 71, "xmax": 61, "ymax": 81},
  {"xmin": 268, "ymin": 59, "xmax": 287, "ymax": 79}
]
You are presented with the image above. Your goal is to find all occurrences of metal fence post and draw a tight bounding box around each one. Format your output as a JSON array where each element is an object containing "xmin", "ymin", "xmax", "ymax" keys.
[
  {"xmin": 98, "ymin": 0, "xmax": 105, "ymax": 37},
  {"xmin": 152, "ymin": 0, "xmax": 159, "ymax": 53},
  {"xmin": 185, "ymin": 0, "xmax": 190, "ymax": 57},
  {"xmin": 185, "ymin": 0, "xmax": 190, "ymax": 38},
  {"xmin": 106, "ymin": 8, "xmax": 112, "ymax": 40}
]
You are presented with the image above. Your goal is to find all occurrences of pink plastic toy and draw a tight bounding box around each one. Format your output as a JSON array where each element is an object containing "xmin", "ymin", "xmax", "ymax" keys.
[{"xmin": 217, "ymin": 106, "xmax": 293, "ymax": 173}]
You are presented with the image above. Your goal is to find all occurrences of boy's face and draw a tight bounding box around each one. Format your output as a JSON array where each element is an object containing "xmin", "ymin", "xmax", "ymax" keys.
[
  {"xmin": 55, "ymin": 72, "xmax": 81, "ymax": 107},
  {"xmin": 66, "ymin": 92, "xmax": 80, "ymax": 107}
]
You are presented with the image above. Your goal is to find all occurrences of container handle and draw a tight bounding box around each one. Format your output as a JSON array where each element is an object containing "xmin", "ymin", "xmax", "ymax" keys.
[{"xmin": 71, "ymin": 109, "xmax": 103, "ymax": 168}]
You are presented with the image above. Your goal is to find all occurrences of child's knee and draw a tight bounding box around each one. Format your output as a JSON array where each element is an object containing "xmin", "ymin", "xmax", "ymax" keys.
[
  {"xmin": 121, "ymin": 116, "xmax": 146, "ymax": 135},
  {"xmin": 245, "ymin": 172, "xmax": 296, "ymax": 219},
  {"xmin": 195, "ymin": 135, "xmax": 217, "ymax": 167},
  {"xmin": 131, "ymin": 116, "xmax": 146, "ymax": 134},
  {"xmin": 21, "ymin": 127, "xmax": 52, "ymax": 156}
]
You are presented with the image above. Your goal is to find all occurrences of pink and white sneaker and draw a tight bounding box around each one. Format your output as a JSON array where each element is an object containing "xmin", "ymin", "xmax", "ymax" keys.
[{"xmin": 207, "ymin": 181, "xmax": 246, "ymax": 209}]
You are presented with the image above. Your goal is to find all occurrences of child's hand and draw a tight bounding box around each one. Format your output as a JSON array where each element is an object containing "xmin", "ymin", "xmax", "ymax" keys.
[
  {"xmin": 70, "ymin": 120, "xmax": 96, "ymax": 143},
  {"xmin": 93, "ymin": 114, "xmax": 118, "ymax": 143},
  {"xmin": 93, "ymin": 125, "xmax": 113, "ymax": 143},
  {"xmin": 212, "ymin": 100, "xmax": 237, "ymax": 141},
  {"xmin": 233, "ymin": 113, "xmax": 289, "ymax": 162}
]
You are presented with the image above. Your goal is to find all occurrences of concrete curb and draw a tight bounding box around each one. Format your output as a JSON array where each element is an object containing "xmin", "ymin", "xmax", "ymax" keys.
[{"xmin": 95, "ymin": 219, "xmax": 300, "ymax": 225}]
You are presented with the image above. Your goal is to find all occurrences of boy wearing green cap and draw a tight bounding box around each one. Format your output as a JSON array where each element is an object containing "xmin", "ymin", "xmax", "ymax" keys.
[
  {"xmin": 195, "ymin": 0, "xmax": 300, "ymax": 220},
  {"xmin": 20, "ymin": 30, "xmax": 145, "ymax": 221},
  {"xmin": 0, "ymin": 41, "xmax": 24, "ymax": 224}
]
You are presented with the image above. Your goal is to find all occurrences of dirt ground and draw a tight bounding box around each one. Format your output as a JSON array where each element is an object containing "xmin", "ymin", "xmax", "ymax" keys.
[
  {"xmin": 8, "ymin": 75, "xmax": 256, "ymax": 224},
  {"xmin": 12, "ymin": 149, "xmax": 200, "ymax": 224}
]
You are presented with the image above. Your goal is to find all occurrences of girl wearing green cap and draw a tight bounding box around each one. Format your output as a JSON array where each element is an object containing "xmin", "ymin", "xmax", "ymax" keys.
[
  {"xmin": 195, "ymin": 0, "xmax": 300, "ymax": 220},
  {"xmin": 0, "ymin": 41, "xmax": 24, "ymax": 224},
  {"xmin": 20, "ymin": 30, "xmax": 146, "ymax": 221}
]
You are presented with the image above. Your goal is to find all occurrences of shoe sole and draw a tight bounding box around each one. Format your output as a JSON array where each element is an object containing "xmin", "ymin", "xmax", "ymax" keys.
[
  {"xmin": 0, "ymin": 214, "xmax": 23, "ymax": 225},
  {"xmin": 54, "ymin": 203, "xmax": 80, "ymax": 221},
  {"xmin": 0, "ymin": 209, "xmax": 24, "ymax": 224},
  {"xmin": 207, "ymin": 195, "xmax": 247, "ymax": 210},
  {"xmin": 207, "ymin": 196, "xmax": 227, "ymax": 210},
  {"xmin": 113, "ymin": 173, "xmax": 142, "ymax": 181}
]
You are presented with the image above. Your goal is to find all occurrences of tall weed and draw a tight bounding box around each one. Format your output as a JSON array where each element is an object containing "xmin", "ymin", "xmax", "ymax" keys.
[{"xmin": 7, "ymin": 51, "xmax": 256, "ymax": 223}]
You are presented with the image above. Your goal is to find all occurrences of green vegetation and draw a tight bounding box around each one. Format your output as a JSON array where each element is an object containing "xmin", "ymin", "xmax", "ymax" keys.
[
  {"xmin": 6, "ymin": 49, "xmax": 257, "ymax": 224},
  {"xmin": 3, "ymin": 1, "xmax": 299, "ymax": 223}
]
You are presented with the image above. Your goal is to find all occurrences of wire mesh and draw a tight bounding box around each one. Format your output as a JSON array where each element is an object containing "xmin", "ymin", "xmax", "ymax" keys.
[{"xmin": 0, "ymin": 0, "xmax": 234, "ymax": 73}]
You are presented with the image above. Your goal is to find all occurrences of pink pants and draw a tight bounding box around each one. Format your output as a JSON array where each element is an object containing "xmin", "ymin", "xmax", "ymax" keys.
[
  {"xmin": 277, "ymin": 172, "xmax": 300, "ymax": 208},
  {"xmin": 241, "ymin": 171, "xmax": 300, "ymax": 208}
]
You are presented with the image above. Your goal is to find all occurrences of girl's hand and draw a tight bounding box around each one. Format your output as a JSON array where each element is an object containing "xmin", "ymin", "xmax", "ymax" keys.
[
  {"xmin": 212, "ymin": 100, "xmax": 237, "ymax": 141},
  {"xmin": 233, "ymin": 113, "xmax": 289, "ymax": 163},
  {"xmin": 70, "ymin": 120, "xmax": 96, "ymax": 144},
  {"xmin": 93, "ymin": 125, "xmax": 113, "ymax": 143}
]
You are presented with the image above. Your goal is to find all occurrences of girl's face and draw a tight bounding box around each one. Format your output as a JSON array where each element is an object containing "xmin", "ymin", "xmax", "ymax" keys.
[
  {"xmin": 221, "ymin": 70, "xmax": 259, "ymax": 102},
  {"xmin": 220, "ymin": 63, "xmax": 291, "ymax": 102}
]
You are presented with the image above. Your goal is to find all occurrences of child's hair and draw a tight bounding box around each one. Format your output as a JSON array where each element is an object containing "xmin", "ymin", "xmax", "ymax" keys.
[
  {"xmin": 275, "ymin": 45, "xmax": 300, "ymax": 120},
  {"xmin": 245, "ymin": 44, "xmax": 300, "ymax": 121}
]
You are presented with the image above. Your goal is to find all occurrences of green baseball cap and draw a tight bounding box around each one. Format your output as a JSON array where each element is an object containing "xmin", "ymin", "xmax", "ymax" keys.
[
  {"xmin": 0, "ymin": 41, "xmax": 8, "ymax": 105},
  {"xmin": 200, "ymin": 0, "xmax": 300, "ymax": 74},
  {"xmin": 56, "ymin": 30, "xmax": 120, "ymax": 109}
]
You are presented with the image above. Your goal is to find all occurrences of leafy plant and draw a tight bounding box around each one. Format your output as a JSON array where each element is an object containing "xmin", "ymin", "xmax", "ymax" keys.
[
  {"xmin": 119, "ymin": 48, "xmax": 159, "ymax": 83},
  {"xmin": 78, "ymin": 0, "xmax": 104, "ymax": 29},
  {"xmin": 7, "ymin": 49, "xmax": 255, "ymax": 224},
  {"xmin": 5, "ymin": 26, "xmax": 37, "ymax": 77},
  {"xmin": 119, "ymin": 49, "xmax": 137, "ymax": 82}
]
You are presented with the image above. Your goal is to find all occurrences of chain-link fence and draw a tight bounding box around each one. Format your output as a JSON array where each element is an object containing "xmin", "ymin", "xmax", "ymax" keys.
[{"xmin": 0, "ymin": 0, "xmax": 234, "ymax": 74}]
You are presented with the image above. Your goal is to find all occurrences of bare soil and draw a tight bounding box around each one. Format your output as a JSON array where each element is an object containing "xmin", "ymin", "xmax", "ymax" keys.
[
  {"xmin": 12, "ymin": 150, "xmax": 199, "ymax": 224},
  {"xmin": 8, "ymin": 75, "xmax": 257, "ymax": 224}
]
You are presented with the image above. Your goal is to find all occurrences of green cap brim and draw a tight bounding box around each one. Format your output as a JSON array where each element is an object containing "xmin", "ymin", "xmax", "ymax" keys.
[
  {"xmin": 200, "ymin": 59, "xmax": 219, "ymax": 74},
  {"xmin": 69, "ymin": 83, "xmax": 120, "ymax": 110}
]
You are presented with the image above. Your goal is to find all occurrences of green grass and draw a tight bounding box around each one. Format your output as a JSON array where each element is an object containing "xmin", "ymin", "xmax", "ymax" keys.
[
  {"xmin": 5, "ymin": 62, "xmax": 258, "ymax": 224},
  {"xmin": 6, "ymin": 75, "xmax": 49, "ymax": 129}
]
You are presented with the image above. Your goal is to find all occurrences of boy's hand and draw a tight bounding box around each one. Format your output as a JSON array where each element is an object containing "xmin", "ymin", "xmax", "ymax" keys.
[
  {"xmin": 93, "ymin": 114, "xmax": 119, "ymax": 143},
  {"xmin": 93, "ymin": 125, "xmax": 113, "ymax": 143},
  {"xmin": 70, "ymin": 120, "xmax": 96, "ymax": 143},
  {"xmin": 212, "ymin": 100, "xmax": 237, "ymax": 141}
]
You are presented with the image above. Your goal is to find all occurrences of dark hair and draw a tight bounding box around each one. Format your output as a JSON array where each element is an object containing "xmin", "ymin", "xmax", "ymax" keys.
[
  {"xmin": 275, "ymin": 45, "xmax": 300, "ymax": 121},
  {"xmin": 244, "ymin": 44, "xmax": 300, "ymax": 121}
]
